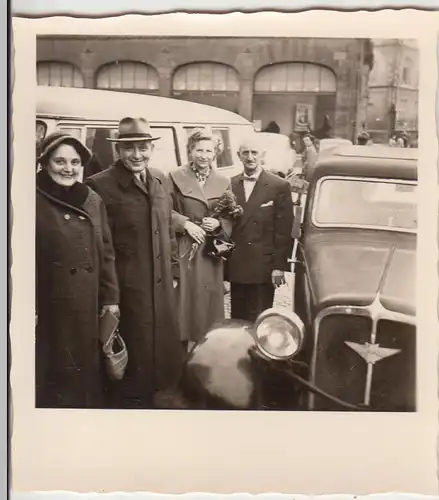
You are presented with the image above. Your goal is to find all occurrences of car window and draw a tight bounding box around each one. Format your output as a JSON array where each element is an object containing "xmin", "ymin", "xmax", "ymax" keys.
[
  {"xmin": 313, "ymin": 178, "xmax": 417, "ymax": 232},
  {"xmin": 184, "ymin": 126, "xmax": 233, "ymax": 168}
]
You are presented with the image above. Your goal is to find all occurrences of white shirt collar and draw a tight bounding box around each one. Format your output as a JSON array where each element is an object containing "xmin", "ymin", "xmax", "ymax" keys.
[{"xmin": 243, "ymin": 168, "xmax": 262, "ymax": 180}]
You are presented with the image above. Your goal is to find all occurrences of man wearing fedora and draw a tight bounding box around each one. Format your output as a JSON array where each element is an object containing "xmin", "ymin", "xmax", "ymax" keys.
[{"xmin": 85, "ymin": 117, "xmax": 184, "ymax": 409}]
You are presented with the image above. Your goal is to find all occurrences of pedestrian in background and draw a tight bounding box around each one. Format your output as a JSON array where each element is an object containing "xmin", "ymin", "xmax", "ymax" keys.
[
  {"xmin": 302, "ymin": 133, "xmax": 318, "ymax": 181},
  {"xmin": 85, "ymin": 117, "xmax": 184, "ymax": 409},
  {"xmin": 168, "ymin": 128, "xmax": 231, "ymax": 351},
  {"xmin": 226, "ymin": 134, "xmax": 294, "ymax": 323},
  {"xmin": 356, "ymin": 130, "xmax": 371, "ymax": 145},
  {"xmin": 36, "ymin": 132, "xmax": 120, "ymax": 408}
]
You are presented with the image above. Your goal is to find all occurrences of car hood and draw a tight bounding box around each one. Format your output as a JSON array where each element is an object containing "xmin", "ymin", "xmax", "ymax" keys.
[{"xmin": 304, "ymin": 233, "xmax": 416, "ymax": 316}]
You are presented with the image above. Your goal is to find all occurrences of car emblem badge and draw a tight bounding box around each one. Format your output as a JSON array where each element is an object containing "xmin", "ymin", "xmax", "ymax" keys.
[{"xmin": 345, "ymin": 341, "xmax": 401, "ymax": 406}]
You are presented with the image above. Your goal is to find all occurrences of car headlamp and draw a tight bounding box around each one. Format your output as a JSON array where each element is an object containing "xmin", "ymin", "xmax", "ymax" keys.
[{"xmin": 253, "ymin": 308, "xmax": 305, "ymax": 360}]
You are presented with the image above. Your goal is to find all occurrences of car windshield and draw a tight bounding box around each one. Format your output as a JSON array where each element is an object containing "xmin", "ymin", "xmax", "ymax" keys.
[{"xmin": 313, "ymin": 177, "xmax": 417, "ymax": 231}]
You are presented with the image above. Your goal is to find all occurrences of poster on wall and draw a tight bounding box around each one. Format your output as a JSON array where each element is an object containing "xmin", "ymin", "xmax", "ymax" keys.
[{"xmin": 294, "ymin": 103, "xmax": 314, "ymax": 132}]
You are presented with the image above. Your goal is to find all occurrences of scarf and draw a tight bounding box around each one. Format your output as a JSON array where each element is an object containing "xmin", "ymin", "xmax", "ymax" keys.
[
  {"xmin": 190, "ymin": 162, "xmax": 211, "ymax": 184},
  {"xmin": 36, "ymin": 169, "xmax": 89, "ymax": 209}
]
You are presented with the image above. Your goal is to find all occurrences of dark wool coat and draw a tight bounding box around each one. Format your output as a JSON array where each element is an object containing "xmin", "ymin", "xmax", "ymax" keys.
[
  {"xmin": 168, "ymin": 166, "xmax": 231, "ymax": 342},
  {"xmin": 226, "ymin": 170, "xmax": 294, "ymax": 284},
  {"xmin": 36, "ymin": 185, "xmax": 119, "ymax": 409},
  {"xmin": 85, "ymin": 161, "xmax": 184, "ymax": 408}
]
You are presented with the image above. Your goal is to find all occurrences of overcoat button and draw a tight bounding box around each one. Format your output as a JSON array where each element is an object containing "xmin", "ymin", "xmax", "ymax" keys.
[
  {"xmin": 86, "ymin": 266, "xmax": 93, "ymax": 273},
  {"xmin": 154, "ymin": 230, "xmax": 159, "ymax": 234},
  {"xmin": 70, "ymin": 268, "xmax": 77, "ymax": 275},
  {"xmin": 64, "ymin": 214, "xmax": 71, "ymax": 220},
  {"xmin": 157, "ymin": 278, "xmax": 162, "ymax": 284}
]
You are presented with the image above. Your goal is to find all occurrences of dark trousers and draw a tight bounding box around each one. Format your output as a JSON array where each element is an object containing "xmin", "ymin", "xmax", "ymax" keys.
[{"xmin": 230, "ymin": 283, "xmax": 275, "ymax": 323}]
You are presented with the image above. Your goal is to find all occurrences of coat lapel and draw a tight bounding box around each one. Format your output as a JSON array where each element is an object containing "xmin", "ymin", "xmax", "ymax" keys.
[
  {"xmin": 203, "ymin": 168, "xmax": 231, "ymax": 200},
  {"xmin": 170, "ymin": 166, "xmax": 207, "ymax": 206},
  {"xmin": 233, "ymin": 174, "xmax": 246, "ymax": 209},
  {"xmin": 133, "ymin": 176, "xmax": 149, "ymax": 196}
]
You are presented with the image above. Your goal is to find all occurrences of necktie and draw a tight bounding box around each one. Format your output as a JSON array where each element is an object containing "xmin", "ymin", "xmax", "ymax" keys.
[
  {"xmin": 244, "ymin": 176, "xmax": 258, "ymax": 182},
  {"xmin": 139, "ymin": 170, "xmax": 146, "ymax": 185}
]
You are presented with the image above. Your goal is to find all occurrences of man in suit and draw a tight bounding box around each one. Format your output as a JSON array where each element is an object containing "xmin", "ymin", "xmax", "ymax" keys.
[
  {"xmin": 227, "ymin": 134, "xmax": 294, "ymax": 323},
  {"xmin": 85, "ymin": 117, "xmax": 183, "ymax": 409}
]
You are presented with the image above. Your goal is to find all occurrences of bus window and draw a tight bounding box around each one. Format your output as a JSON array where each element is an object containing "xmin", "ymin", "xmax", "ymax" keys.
[
  {"xmin": 212, "ymin": 128, "xmax": 233, "ymax": 168},
  {"xmin": 58, "ymin": 126, "xmax": 83, "ymax": 140},
  {"xmin": 36, "ymin": 120, "xmax": 47, "ymax": 146},
  {"xmin": 85, "ymin": 128, "xmax": 115, "ymax": 171},
  {"xmin": 148, "ymin": 127, "xmax": 179, "ymax": 174}
]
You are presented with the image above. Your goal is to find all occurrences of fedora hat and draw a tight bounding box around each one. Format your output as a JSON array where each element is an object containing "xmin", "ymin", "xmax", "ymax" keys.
[{"xmin": 108, "ymin": 117, "xmax": 161, "ymax": 143}]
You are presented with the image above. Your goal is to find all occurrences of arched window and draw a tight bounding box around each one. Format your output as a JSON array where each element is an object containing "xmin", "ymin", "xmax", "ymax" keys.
[
  {"xmin": 173, "ymin": 62, "xmax": 240, "ymax": 92},
  {"xmin": 254, "ymin": 63, "xmax": 336, "ymax": 93},
  {"xmin": 37, "ymin": 61, "xmax": 84, "ymax": 88},
  {"xmin": 96, "ymin": 61, "xmax": 159, "ymax": 92}
]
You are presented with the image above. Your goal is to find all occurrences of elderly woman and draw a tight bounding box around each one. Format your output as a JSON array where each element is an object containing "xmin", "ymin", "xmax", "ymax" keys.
[
  {"xmin": 168, "ymin": 129, "xmax": 231, "ymax": 349},
  {"xmin": 36, "ymin": 132, "xmax": 119, "ymax": 408}
]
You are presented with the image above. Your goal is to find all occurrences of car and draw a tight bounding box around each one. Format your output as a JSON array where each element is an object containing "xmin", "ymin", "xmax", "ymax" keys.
[{"xmin": 292, "ymin": 145, "xmax": 417, "ymax": 412}]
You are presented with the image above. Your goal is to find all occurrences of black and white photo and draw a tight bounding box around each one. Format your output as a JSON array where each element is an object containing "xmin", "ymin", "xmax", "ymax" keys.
[
  {"xmin": 34, "ymin": 33, "xmax": 419, "ymax": 412},
  {"xmin": 10, "ymin": 10, "xmax": 439, "ymax": 495}
]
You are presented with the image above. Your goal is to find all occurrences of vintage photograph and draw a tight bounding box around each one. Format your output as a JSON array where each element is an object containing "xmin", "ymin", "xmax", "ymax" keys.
[{"xmin": 35, "ymin": 34, "xmax": 418, "ymax": 413}]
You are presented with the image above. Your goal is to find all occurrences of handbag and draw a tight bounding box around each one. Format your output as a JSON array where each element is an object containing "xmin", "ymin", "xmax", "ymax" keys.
[
  {"xmin": 203, "ymin": 226, "xmax": 236, "ymax": 261},
  {"xmin": 99, "ymin": 310, "xmax": 128, "ymax": 381}
]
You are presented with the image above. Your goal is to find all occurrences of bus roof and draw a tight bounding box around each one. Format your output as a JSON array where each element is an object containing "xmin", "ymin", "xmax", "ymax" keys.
[
  {"xmin": 314, "ymin": 145, "xmax": 417, "ymax": 181},
  {"xmin": 36, "ymin": 86, "xmax": 252, "ymax": 126}
]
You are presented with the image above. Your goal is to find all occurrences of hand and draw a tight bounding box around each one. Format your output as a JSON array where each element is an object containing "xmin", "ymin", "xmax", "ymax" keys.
[
  {"xmin": 271, "ymin": 270, "xmax": 286, "ymax": 288},
  {"xmin": 173, "ymin": 279, "xmax": 179, "ymax": 289},
  {"xmin": 100, "ymin": 304, "xmax": 120, "ymax": 319},
  {"xmin": 201, "ymin": 217, "xmax": 220, "ymax": 232},
  {"xmin": 184, "ymin": 220, "xmax": 206, "ymax": 244}
]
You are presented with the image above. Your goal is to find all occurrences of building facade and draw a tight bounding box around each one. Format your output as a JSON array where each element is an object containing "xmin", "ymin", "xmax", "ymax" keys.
[
  {"xmin": 36, "ymin": 36, "xmax": 373, "ymax": 140},
  {"xmin": 366, "ymin": 39, "xmax": 419, "ymax": 144}
]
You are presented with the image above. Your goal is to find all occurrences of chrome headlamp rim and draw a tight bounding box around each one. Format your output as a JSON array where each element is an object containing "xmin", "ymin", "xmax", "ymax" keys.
[{"xmin": 252, "ymin": 307, "xmax": 305, "ymax": 361}]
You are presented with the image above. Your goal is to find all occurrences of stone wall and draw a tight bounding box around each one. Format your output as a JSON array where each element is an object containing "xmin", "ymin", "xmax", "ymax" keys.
[{"xmin": 37, "ymin": 36, "xmax": 369, "ymax": 138}]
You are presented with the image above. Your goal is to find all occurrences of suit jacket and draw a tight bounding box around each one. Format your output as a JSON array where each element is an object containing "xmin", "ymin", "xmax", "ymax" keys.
[{"xmin": 226, "ymin": 169, "xmax": 294, "ymax": 284}]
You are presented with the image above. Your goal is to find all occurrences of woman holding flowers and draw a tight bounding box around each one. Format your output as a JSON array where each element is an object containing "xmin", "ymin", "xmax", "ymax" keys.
[{"xmin": 168, "ymin": 129, "xmax": 242, "ymax": 349}]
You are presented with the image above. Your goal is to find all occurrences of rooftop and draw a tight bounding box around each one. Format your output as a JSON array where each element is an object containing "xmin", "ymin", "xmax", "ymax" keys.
[
  {"xmin": 314, "ymin": 145, "xmax": 418, "ymax": 181},
  {"xmin": 37, "ymin": 85, "xmax": 252, "ymax": 126}
]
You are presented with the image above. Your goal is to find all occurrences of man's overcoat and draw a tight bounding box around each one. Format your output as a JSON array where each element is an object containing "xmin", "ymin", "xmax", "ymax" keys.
[{"xmin": 86, "ymin": 161, "xmax": 183, "ymax": 407}]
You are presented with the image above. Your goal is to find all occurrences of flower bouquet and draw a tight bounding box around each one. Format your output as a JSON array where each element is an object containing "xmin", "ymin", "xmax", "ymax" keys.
[{"xmin": 188, "ymin": 191, "xmax": 243, "ymax": 261}]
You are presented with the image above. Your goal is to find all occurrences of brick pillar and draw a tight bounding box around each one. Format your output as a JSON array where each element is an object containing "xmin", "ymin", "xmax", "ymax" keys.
[
  {"xmin": 79, "ymin": 52, "xmax": 98, "ymax": 89},
  {"xmin": 238, "ymin": 78, "xmax": 253, "ymax": 120},
  {"xmin": 333, "ymin": 57, "xmax": 357, "ymax": 139},
  {"xmin": 157, "ymin": 67, "xmax": 173, "ymax": 97}
]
